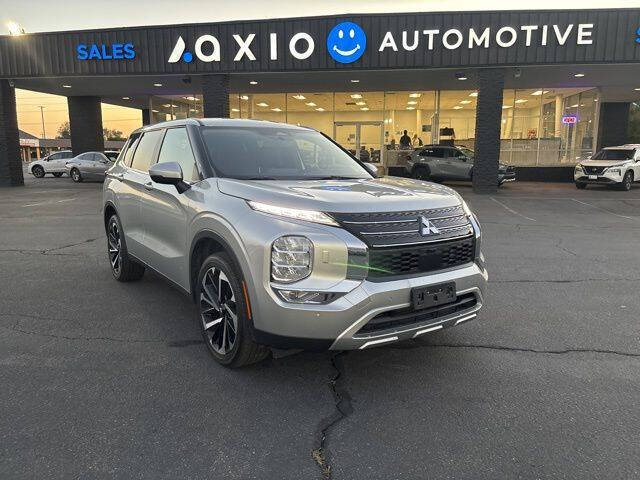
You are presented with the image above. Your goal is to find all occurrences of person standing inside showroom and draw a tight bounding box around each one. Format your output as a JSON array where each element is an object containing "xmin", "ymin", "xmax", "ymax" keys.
[{"xmin": 399, "ymin": 130, "xmax": 412, "ymax": 149}]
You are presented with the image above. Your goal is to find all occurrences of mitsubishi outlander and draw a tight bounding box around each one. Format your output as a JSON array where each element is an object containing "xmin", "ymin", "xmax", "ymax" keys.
[{"xmin": 103, "ymin": 119, "xmax": 487, "ymax": 367}]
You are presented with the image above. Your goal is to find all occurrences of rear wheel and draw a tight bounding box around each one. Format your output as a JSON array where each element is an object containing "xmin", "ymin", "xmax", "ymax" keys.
[
  {"xmin": 32, "ymin": 165, "xmax": 45, "ymax": 178},
  {"xmin": 107, "ymin": 214, "xmax": 145, "ymax": 282},
  {"xmin": 52, "ymin": 172, "xmax": 63, "ymax": 178},
  {"xmin": 575, "ymin": 182, "xmax": 587, "ymax": 189},
  {"xmin": 197, "ymin": 253, "xmax": 269, "ymax": 368},
  {"xmin": 70, "ymin": 168, "xmax": 82, "ymax": 183},
  {"xmin": 619, "ymin": 171, "xmax": 633, "ymax": 191},
  {"xmin": 412, "ymin": 166, "xmax": 431, "ymax": 181}
]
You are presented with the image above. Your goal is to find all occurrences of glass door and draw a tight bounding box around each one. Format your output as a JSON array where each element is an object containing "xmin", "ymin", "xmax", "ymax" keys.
[{"xmin": 333, "ymin": 121, "xmax": 384, "ymax": 164}]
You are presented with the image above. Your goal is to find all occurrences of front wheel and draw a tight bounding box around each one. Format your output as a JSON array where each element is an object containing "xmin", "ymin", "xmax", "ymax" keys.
[
  {"xmin": 197, "ymin": 253, "xmax": 269, "ymax": 368},
  {"xmin": 619, "ymin": 171, "xmax": 633, "ymax": 191},
  {"xmin": 70, "ymin": 168, "xmax": 82, "ymax": 183},
  {"xmin": 32, "ymin": 165, "xmax": 45, "ymax": 178},
  {"xmin": 106, "ymin": 214, "xmax": 145, "ymax": 282},
  {"xmin": 412, "ymin": 166, "xmax": 431, "ymax": 181},
  {"xmin": 575, "ymin": 182, "xmax": 587, "ymax": 189}
]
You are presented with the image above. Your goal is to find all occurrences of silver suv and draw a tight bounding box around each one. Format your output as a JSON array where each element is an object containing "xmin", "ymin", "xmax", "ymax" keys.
[{"xmin": 103, "ymin": 119, "xmax": 487, "ymax": 367}]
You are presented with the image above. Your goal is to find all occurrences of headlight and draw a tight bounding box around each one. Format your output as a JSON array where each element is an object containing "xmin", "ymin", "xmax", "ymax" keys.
[
  {"xmin": 248, "ymin": 201, "xmax": 338, "ymax": 226},
  {"xmin": 271, "ymin": 236, "xmax": 313, "ymax": 283},
  {"xmin": 574, "ymin": 165, "xmax": 583, "ymax": 172},
  {"xmin": 607, "ymin": 168, "xmax": 621, "ymax": 175},
  {"xmin": 461, "ymin": 199, "xmax": 473, "ymax": 217}
]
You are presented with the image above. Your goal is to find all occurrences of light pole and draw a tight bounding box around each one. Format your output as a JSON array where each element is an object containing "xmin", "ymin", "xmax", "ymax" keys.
[{"xmin": 38, "ymin": 106, "xmax": 46, "ymax": 139}]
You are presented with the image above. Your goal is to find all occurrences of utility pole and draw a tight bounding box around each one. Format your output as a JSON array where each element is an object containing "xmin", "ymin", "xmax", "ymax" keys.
[{"xmin": 38, "ymin": 106, "xmax": 46, "ymax": 139}]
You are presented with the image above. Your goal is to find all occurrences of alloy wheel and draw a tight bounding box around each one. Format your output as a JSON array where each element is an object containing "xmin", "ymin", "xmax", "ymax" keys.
[
  {"xmin": 107, "ymin": 219, "xmax": 122, "ymax": 275},
  {"xmin": 71, "ymin": 169, "xmax": 80, "ymax": 182},
  {"xmin": 200, "ymin": 267, "xmax": 238, "ymax": 355}
]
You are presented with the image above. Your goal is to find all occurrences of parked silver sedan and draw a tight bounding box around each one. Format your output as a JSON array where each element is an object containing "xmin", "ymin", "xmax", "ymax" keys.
[
  {"xmin": 66, "ymin": 151, "xmax": 119, "ymax": 182},
  {"xmin": 406, "ymin": 145, "xmax": 515, "ymax": 185}
]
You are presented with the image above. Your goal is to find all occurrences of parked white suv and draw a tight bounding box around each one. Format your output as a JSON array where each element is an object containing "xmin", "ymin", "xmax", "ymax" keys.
[
  {"xmin": 575, "ymin": 145, "xmax": 640, "ymax": 191},
  {"xmin": 28, "ymin": 150, "xmax": 74, "ymax": 178}
]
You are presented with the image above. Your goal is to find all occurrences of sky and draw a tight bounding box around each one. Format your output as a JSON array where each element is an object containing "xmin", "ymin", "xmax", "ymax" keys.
[{"xmin": 4, "ymin": 0, "xmax": 634, "ymax": 139}]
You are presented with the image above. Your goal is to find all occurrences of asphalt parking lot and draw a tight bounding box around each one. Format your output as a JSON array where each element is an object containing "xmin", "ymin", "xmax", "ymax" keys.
[{"xmin": 1, "ymin": 173, "xmax": 639, "ymax": 480}]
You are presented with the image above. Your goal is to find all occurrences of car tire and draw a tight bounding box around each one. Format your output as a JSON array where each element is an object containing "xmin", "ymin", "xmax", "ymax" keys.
[
  {"xmin": 52, "ymin": 172, "xmax": 63, "ymax": 178},
  {"xmin": 619, "ymin": 171, "xmax": 633, "ymax": 191},
  {"xmin": 412, "ymin": 166, "xmax": 431, "ymax": 181},
  {"xmin": 106, "ymin": 214, "xmax": 145, "ymax": 282},
  {"xmin": 70, "ymin": 168, "xmax": 82, "ymax": 182},
  {"xmin": 197, "ymin": 253, "xmax": 269, "ymax": 368},
  {"xmin": 32, "ymin": 165, "xmax": 45, "ymax": 178},
  {"xmin": 575, "ymin": 182, "xmax": 587, "ymax": 189}
]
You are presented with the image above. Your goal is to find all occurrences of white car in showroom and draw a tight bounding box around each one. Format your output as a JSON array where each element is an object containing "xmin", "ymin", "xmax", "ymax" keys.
[
  {"xmin": 575, "ymin": 145, "xmax": 640, "ymax": 191},
  {"xmin": 28, "ymin": 150, "xmax": 74, "ymax": 178}
]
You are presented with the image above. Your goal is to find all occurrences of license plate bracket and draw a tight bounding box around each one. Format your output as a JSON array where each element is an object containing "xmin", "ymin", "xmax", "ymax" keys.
[
  {"xmin": 411, "ymin": 282, "xmax": 456, "ymax": 311},
  {"xmin": 588, "ymin": 175, "xmax": 597, "ymax": 180}
]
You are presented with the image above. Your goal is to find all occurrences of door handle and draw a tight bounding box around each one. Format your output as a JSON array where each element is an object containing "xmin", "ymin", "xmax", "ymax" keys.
[{"xmin": 144, "ymin": 182, "xmax": 154, "ymax": 191}]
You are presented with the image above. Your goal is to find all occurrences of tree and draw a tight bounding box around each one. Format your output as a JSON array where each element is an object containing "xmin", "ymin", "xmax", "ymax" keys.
[
  {"xmin": 628, "ymin": 102, "xmax": 640, "ymax": 144},
  {"xmin": 56, "ymin": 121, "xmax": 71, "ymax": 139},
  {"xmin": 103, "ymin": 128, "xmax": 125, "ymax": 141}
]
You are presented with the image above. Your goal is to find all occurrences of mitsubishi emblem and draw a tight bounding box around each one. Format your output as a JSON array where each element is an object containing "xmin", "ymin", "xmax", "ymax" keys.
[{"xmin": 419, "ymin": 216, "xmax": 440, "ymax": 236}]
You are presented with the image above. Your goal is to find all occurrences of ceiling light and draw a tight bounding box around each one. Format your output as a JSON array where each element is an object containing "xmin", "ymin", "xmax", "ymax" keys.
[
  {"xmin": 62, "ymin": 85, "xmax": 72, "ymax": 88},
  {"xmin": 515, "ymin": 99, "xmax": 528, "ymax": 104},
  {"xmin": 256, "ymin": 102, "xmax": 269, "ymax": 107},
  {"xmin": 7, "ymin": 21, "xmax": 25, "ymax": 35},
  {"xmin": 574, "ymin": 73, "xmax": 585, "ymax": 78},
  {"xmin": 122, "ymin": 97, "xmax": 130, "ymax": 100},
  {"xmin": 189, "ymin": 108, "xmax": 198, "ymax": 112},
  {"xmin": 453, "ymin": 105, "xmax": 463, "ymax": 110},
  {"xmin": 350, "ymin": 79, "xmax": 360, "ymax": 83},
  {"xmin": 231, "ymin": 108, "xmax": 240, "ymax": 112},
  {"xmin": 183, "ymin": 96, "xmax": 198, "ymax": 101},
  {"xmin": 163, "ymin": 104, "xmax": 171, "ymax": 108},
  {"xmin": 360, "ymin": 107, "xmax": 369, "ymax": 111},
  {"xmin": 152, "ymin": 109, "xmax": 159, "ymax": 113},
  {"xmin": 153, "ymin": 83, "xmax": 163, "ymax": 87},
  {"xmin": 271, "ymin": 107, "xmax": 282, "ymax": 112},
  {"xmin": 293, "ymin": 94, "xmax": 306, "ymax": 100},
  {"xmin": 634, "ymin": 88, "xmax": 640, "ymax": 91},
  {"xmin": 407, "ymin": 101, "xmax": 418, "ymax": 105},
  {"xmin": 409, "ymin": 93, "xmax": 422, "ymax": 98},
  {"xmin": 306, "ymin": 102, "xmax": 316, "ymax": 107},
  {"xmin": 249, "ymin": 81, "xmax": 258, "ymax": 85},
  {"xmin": 459, "ymin": 100, "xmax": 472, "ymax": 104},
  {"xmin": 531, "ymin": 90, "xmax": 549, "ymax": 96},
  {"xmin": 316, "ymin": 107, "xmax": 325, "ymax": 111},
  {"xmin": 350, "ymin": 94, "xmax": 363, "ymax": 99},
  {"xmin": 240, "ymin": 95, "xmax": 249, "ymax": 100},
  {"xmin": 456, "ymin": 75, "xmax": 468, "ymax": 81},
  {"xmin": 355, "ymin": 101, "xmax": 366, "ymax": 106},
  {"xmin": 406, "ymin": 107, "xmax": 415, "ymax": 110},
  {"xmin": 171, "ymin": 104, "xmax": 178, "ymax": 108},
  {"xmin": 570, "ymin": 104, "xmax": 579, "ymax": 108},
  {"xmin": 502, "ymin": 105, "xmax": 512, "ymax": 109},
  {"xmin": 469, "ymin": 92, "xmax": 478, "ymax": 97}
]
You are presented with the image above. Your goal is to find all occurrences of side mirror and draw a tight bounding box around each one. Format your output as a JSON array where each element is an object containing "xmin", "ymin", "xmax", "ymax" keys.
[
  {"xmin": 149, "ymin": 161, "xmax": 191, "ymax": 193},
  {"xmin": 363, "ymin": 162, "xmax": 379, "ymax": 177}
]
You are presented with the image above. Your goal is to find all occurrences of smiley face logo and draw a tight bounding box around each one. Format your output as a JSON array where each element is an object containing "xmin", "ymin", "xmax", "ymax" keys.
[{"xmin": 327, "ymin": 21, "xmax": 366, "ymax": 64}]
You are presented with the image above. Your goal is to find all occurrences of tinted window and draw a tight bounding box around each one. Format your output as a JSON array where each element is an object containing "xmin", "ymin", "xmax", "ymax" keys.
[
  {"xmin": 104, "ymin": 152, "xmax": 119, "ymax": 162},
  {"xmin": 201, "ymin": 127, "xmax": 370, "ymax": 180},
  {"xmin": 61, "ymin": 151, "xmax": 74, "ymax": 159},
  {"xmin": 592, "ymin": 149, "xmax": 635, "ymax": 161},
  {"xmin": 157, "ymin": 128, "xmax": 199, "ymax": 182},
  {"xmin": 420, "ymin": 148, "xmax": 445, "ymax": 158},
  {"xmin": 131, "ymin": 130, "xmax": 163, "ymax": 171},
  {"xmin": 123, "ymin": 133, "xmax": 142, "ymax": 167}
]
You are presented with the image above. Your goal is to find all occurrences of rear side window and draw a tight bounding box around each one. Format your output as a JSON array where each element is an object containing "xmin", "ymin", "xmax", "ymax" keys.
[
  {"xmin": 123, "ymin": 133, "xmax": 141, "ymax": 167},
  {"xmin": 131, "ymin": 130, "xmax": 163, "ymax": 172},
  {"xmin": 420, "ymin": 148, "xmax": 444, "ymax": 158},
  {"xmin": 157, "ymin": 128, "xmax": 199, "ymax": 182}
]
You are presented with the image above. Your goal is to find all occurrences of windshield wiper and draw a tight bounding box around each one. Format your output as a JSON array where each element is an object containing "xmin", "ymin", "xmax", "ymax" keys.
[
  {"xmin": 238, "ymin": 176, "xmax": 278, "ymax": 180},
  {"xmin": 307, "ymin": 176, "xmax": 364, "ymax": 180}
]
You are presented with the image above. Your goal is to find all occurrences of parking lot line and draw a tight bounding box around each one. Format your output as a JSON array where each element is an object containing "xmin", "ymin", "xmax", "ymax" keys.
[
  {"xmin": 571, "ymin": 198, "xmax": 639, "ymax": 221},
  {"xmin": 489, "ymin": 197, "xmax": 536, "ymax": 222},
  {"xmin": 22, "ymin": 201, "xmax": 48, "ymax": 207}
]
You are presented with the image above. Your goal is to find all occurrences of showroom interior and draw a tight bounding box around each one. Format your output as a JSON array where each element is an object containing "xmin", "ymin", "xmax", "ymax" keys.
[{"xmin": 1, "ymin": 8, "xmax": 639, "ymax": 190}]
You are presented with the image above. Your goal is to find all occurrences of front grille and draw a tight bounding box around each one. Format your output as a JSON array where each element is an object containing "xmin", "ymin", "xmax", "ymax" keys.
[
  {"xmin": 583, "ymin": 166, "xmax": 606, "ymax": 175},
  {"xmin": 367, "ymin": 236, "xmax": 475, "ymax": 278},
  {"xmin": 331, "ymin": 205, "xmax": 473, "ymax": 247},
  {"xmin": 357, "ymin": 292, "xmax": 477, "ymax": 335}
]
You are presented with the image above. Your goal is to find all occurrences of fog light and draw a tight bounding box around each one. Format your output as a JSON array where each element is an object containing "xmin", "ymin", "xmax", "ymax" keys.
[
  {"xmin": 271, "ymin": 236, "xmax": 313, "ymax": 283},
  {"xmin": 275, "ymin": 289, "xmax": 340, "ymax": 304}
]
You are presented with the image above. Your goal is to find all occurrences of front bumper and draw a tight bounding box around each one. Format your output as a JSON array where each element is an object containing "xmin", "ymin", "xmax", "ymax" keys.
[
  {"xmin": 498, "ymin": 171, "xmax": 516, "ymax": 184},
  {"xmin": 253, "ymin": 260, "xmax": 488, "ymax": 351},
  {"xmin": 575, "ymin": 169, "xmax": 622, "ymax": 184}
]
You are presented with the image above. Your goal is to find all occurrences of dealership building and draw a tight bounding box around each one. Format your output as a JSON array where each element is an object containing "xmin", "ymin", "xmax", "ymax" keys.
[{"xmin": 1, "ymin": 8, "xmax": 639, "ymax": 190}]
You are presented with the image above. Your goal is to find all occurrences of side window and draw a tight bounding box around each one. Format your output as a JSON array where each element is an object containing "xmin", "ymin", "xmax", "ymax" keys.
[
  {"xmin": 76, "ymin": 153, "xmax": 90, "ymax": 160},
  {"xmin": 431, "ymin": 148, "xmax": 446, "ymax": 158},
  {"xmin": 157, "ymin": 128, "xmax": 199, "ymax": 182},
  {"xmin": 123, "ymin": 133, "xmax": 142, "ymax": 167},
  {"xmin": 48, "ymin": 153, "xmax": 60, "ymax": 161},
  {"xmin": 131, "ymin": 130, "xmax": 163, "ymax": 172},
  {"xmin": 451, "ymin": 150, "xmax": 465, "ymax": 159}
]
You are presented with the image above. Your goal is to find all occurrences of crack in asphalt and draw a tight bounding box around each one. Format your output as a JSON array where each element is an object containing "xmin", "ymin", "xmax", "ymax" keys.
[
  {"xmin": 0, "ymin": 237, "xmax": 100, "ymax": 256},
  {"xmin": 389, "ymin": 341, "xmax": 640, "ymax": 358},
  {"xmin": 312, "ymin": 352, "xmax": 353, "ymax": 479}
]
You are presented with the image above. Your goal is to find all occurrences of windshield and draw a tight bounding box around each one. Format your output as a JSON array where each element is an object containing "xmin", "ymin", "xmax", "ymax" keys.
[
  {"xmin": 105, "ymin": 152, "xmax": 119, "ymax": 162},
  {"xmin": 592, "ymin": 149, "xmax": 634, "ymax": 161},
  {"xmin": 201, "ymin": 127, "xmax": 372, "ymax": 180},
  {"xmin": 458, "ymin": 147, "xmax": 475, "ymax": 158}
]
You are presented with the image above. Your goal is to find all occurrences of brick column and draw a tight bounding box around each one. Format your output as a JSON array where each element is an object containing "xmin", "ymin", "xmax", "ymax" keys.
[
  {"xmin": 201, "ymin": 74, "xmax": 230, "ymax": 118},
  {"xmin": 142, "ymin": 108, "xmax": 151, "ymax": 126},
  {"xmin": 0, "ymin": 80, "xmax": 24, "ymax": 187},
  {"xmin": 473, "ymin": 69, "xmax": 505, "ymax": 194},
  {"xmin": 68, "ymin": 96, "xmax": 104, "ymax": 155},
  {"xmin": 596, "ymin": 102, "xmax": 630, "ymax": 150}
]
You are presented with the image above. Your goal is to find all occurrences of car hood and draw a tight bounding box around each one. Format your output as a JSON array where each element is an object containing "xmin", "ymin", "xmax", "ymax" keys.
[
  {"xmin": 217, "ymin": 176, "xmax": 462, "ymax": 213},
  {"xmin": 581, "ymin": 159, "xmax": 632, "ymax": 167}
]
